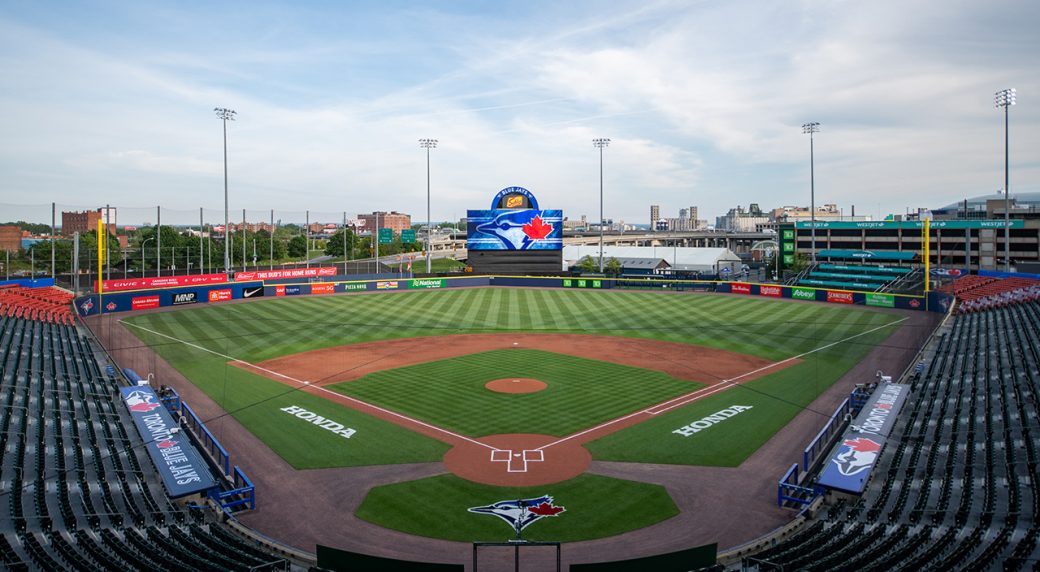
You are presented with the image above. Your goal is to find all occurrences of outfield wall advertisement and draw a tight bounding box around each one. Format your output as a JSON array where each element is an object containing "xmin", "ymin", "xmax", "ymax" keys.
[
  {"xmin": 97, "ymin": 273, "xmax": 228, "ymax": 292},
  {"xmin": 76, "ymin": 281, "xmax": 264, "ymax": 316},
  {"xmin": 234, "ymin": 267, "xmax": 336, "ymax": 281}
]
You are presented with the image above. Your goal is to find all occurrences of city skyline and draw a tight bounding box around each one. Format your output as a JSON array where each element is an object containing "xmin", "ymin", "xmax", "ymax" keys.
[{"xmin": 1, "ymin": 1, "xmax": 1037, "ymax": 225}]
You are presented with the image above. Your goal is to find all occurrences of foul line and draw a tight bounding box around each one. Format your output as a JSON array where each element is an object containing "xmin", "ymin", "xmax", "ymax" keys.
[
  {"xmin": 121, "ymin": 321, "xmax": 497, "ymax": 451},
  {"xmin": 535, "ymin": 316, "xmax": 909, "ymax": 452}
]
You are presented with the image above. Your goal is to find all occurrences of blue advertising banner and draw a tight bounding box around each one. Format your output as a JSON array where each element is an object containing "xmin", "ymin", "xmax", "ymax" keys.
[
  {"xmin": 817, "ymin": 383, "xmax": 909, "ymax": 495},
  {"xmin": 120, "ymin": 386, "xmax": 218, "ymax": 498},
  {"xmin": 466, "ymin": 209, "xmax": 563, "ymax": 250}
]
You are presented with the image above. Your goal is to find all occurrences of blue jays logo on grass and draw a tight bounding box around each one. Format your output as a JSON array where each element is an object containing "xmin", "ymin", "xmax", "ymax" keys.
[{"xmin": 468, "ymin": 495, "xmax": 565, "ymax": 532}]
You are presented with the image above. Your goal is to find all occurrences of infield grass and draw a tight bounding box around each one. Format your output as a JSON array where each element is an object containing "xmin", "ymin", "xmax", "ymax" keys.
[
  {"xmin": 356, "ymin": 473, "xmax": 678, "ymax": 542},
  {"xmin": 329, "ymin": 349, "xmax": 703, "ymax": 436}
]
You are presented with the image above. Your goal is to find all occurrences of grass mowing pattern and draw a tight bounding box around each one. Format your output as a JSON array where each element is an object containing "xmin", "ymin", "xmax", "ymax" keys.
[
  {"xmin": 124, "ymin": 288, "xmax": 902, "ymax": 468},
  {"xmin": 329, "ymin": 349, "xmax": 703, "ymax": 437},
  {"xmin": 356, "ymin": 473, "xmax": 678, "ymax": 542}
]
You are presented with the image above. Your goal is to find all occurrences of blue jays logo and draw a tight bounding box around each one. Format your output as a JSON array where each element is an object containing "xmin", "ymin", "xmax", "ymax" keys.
[
  {"xmin": 468, "ymin": 495, "xmax": 565, "ymax": 533},
  {"xmin": 79, "ymin": 298, "xmax": 95, "ymax": 315},
  {"xmin": 474, "ymin": 210, "xmax": 554, "ymax": 251}
]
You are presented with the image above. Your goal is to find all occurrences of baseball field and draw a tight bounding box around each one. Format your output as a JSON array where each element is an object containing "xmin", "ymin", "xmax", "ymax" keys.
[{"xmin": 121, "ymin": 286, "xmax": 904, "ymax": 542}]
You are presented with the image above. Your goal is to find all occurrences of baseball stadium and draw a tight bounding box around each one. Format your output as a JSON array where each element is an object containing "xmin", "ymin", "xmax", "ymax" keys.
[{"xmin": 4, "ymin": 184, "xmax": 1040, "ymax": 572}]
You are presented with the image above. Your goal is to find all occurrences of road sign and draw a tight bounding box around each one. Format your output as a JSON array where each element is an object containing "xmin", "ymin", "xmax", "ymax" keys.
[
  {"xmin": 401, "ymin": 229, "xmax": 416, "ymax": 243},
  {"xmin": 378, "ymin": 228, "xmax": 392, "ymax": 244}
]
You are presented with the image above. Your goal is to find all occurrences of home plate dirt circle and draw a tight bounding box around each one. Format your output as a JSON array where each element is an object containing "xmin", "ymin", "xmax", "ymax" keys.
[
  {"xmin": 443, "ymin": 434, "xmax": 592, "ymax": 486},
  {"xmin": 484, "ymin": 378, "xmax": 547, "ymax": 394}
]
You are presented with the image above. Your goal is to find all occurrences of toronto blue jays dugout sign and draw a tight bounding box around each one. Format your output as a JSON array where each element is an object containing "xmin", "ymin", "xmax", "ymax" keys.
[
  {"xmin": 120, "ymin": 386, "xmax": 218, "ymax": 498},
  {"xmin": 466, "ymin": 186, "xmax": 563, "ymax": 251}
]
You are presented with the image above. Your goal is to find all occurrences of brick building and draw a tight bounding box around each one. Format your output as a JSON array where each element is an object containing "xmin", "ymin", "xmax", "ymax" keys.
[
  {"xmin": 62, "ymin": 209, "xmax": 114, "ymax": 236},
  {"xmin": 0, "ymin": 226, "xmax": 20, "ymax": 252},
  {"xmin": 358, "ymin": 211, "xmax": 411, "ymax": 236}
]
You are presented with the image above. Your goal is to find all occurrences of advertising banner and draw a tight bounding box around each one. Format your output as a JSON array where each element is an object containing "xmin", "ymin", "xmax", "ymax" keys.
[
  {"xmin": 275, "ymin": 285, "xmax": 285, "ymax": 297},
  {"xmin": 285, "ymin": 285, "xmax": 302, "ymax": 296},
  {"xmin": 342, "ymin": 282, "xmax": 368, "ymax": 292},
  {"xmin": 208, "ymin": 289, "xmax": 233, "ymax": 302},
  {"xmin": 376, "ymin": 281, "xmax": 399, "ymax": 290},
  {"xmin": 119, "ymin": 386, "xmax": 217, "ymax": 498},
  {"xmin": 171, "ymin": 292, "xmax": 197, "ymax": 306},
  {"xmin": 865, "ymin": 293, "xmax": 895, "ymax": 308},
  {"xmin": 234, "ymin": 267, "xmax": 336, "ymax": 281},
  {"xmin": 792, "ymin": 287, "xmax": 816, "ymax": 301},
  {"xmin": 242, "ymin": 285, "xmax": 264, "ymax": 299},
  {"xmin": 99, "ymin": 273, "xmax": 227, "ymax": 292},
  {"xmin": 311, "ymin": 283, "xmax": 335, "ymax": 295},
  {"xmin": 759, "ymin": 285, "xmax": 782, "ymax": 298},
  {"xmin": 408, "ymin": 279, "xmax": 444, "ymax": 289},
  {"xmin": 131, "ymin": 295, "xmax": 160, "ymax": 310},
  {"xmin": 826, "ymin": 290, "xmax": 854, "ymax": 304},
  {"xmin": 817, "ymin": 384, "xmax": 909, "ymax": 494},
  {"xmin": 730, "ymin": 283, "xmax": 751, "ymax": 295}
]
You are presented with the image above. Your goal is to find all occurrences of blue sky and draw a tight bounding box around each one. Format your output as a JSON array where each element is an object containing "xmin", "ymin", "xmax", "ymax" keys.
[{"xmin": 1, "ymin": 0, "xmax": 1037, "ymax": 226}]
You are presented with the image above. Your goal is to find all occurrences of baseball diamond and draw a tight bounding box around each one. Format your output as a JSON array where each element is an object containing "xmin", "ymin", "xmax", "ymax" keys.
[{"xmin": 97, "ymin": 284, "xmax": 932, "ymax": 558}]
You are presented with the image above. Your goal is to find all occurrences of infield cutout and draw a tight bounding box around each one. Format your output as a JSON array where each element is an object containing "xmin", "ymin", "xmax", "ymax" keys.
[{"xmin": 485, "ymin": 378, "xmax": 547, "ymax": 394}]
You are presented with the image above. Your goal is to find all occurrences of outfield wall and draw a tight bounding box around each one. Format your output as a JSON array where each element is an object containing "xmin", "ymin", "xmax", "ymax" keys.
[{"xmin": 74, "ymin": 273, "xmax": 952, "ymax": 317}]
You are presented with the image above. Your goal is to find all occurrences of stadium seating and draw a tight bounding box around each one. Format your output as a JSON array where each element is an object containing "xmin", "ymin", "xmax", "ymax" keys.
[
  {"xmin": 938, "ymin": 275, "xmax": 1040, "ymax": 314},
  {"xmin": 794, "ymin": 262, "xmax": 920, "ymax": 293},
  {"xmin": 744, "ymin": 300, "xmax": 1040, "ymax": 570},
  {"xmin": 0, "ymin": 313, "xmax": 290, "ymax": 569},
  {"xmin": 0, "ymin": 285, "xmax": 75, "ymax": 325}
]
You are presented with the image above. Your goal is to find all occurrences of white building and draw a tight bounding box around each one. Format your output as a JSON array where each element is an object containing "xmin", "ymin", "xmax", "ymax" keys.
[{"xmin": 563, "ymin": 245, "xmax": 742, "ymax": 274}]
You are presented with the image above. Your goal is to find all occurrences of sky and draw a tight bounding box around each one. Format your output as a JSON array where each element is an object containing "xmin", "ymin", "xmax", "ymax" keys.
[{"xmin": 0, "ymin": 0, "xmax": 1037, "ymax": 226}]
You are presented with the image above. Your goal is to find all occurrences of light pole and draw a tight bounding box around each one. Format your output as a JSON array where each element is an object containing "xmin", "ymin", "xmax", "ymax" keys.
[
  {"xmin": 593, "ymin": 138, "xmax": 610, "ymax": 273},
  {"xmin": 215, "ymin": 107, "xmax": 236, "ymax": 273},
  {"xmin": 142, "ymin": 237, "xmax": 154, "ymax": 276},
  {"xmin": 801, "ymin": 122, "xmax": 820, "ymax": 264},
  {"xmin": 419, "ymin": 138, "xmax": 437, "ymax": 273},
  {"xmin": 995, "ymin": 88, "xmax": 1016, "ymax": 272}
]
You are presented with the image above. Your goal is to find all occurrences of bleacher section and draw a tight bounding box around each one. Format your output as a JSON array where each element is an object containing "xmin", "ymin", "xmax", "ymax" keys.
[
  {"xmin": 795, "ymin": 258, "xmax": 920, "ymax": 293},
  {"xmin": 0, "ymin": 285, "xmax": 75, "ymax": 325},
  {"xmin": 0, "ymin": 314, "xmax": 290, "ymax": 570},
  {"xmin": 939, "ymin": 275, "xmax": 1040, "ymax": 314},
  {"xmin": 743, "ymin": 301, "xmax": 1040, "ymax": 570}
]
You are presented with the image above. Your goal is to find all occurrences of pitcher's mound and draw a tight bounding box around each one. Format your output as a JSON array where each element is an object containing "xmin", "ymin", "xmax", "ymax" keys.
[{"xmin": 485, "ymin": 378, "xmax": 547, "ymax": 394}]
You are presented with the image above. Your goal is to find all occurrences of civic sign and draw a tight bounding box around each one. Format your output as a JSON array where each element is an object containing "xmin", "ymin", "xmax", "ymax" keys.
[
  {"xmin": 99, "ymin": 273, "xmax": 228, "ymax": 292},
  {"xmin": 234, "ymin": 267, "xmax": 335, "ymax": 281},
  {"xmin": 120, "ymin": 386, "xmax": 217, "ymax": 497}
]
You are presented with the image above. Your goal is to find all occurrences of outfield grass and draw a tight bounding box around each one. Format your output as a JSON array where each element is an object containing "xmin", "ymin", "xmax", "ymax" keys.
[
  {"xmin": 124, "ymin": 288, "xmax": 902, "ymax": 468},
  {"xmin": 356, "ymin": 473, "xmax": 678, "ymax": 542},
  {"xmin": 329, "ymin": 349, "xmax": 702, "ymax": 437}
]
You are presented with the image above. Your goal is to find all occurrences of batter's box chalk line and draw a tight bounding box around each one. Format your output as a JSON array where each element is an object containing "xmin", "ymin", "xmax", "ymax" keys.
[{"xmin": 490, "ymin": 448, "xmax": 544, "ymax": 473}]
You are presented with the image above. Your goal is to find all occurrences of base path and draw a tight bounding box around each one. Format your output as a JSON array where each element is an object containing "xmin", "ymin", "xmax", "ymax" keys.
[{"xmin": 236, "ymin": 333, "xmax": 795, "ymax": 486}]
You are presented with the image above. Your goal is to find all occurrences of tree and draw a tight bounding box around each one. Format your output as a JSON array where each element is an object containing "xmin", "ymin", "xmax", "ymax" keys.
[
  {"xmin": 323, "ymin": 228, "xmax": 360, "ymax": 258},
  {"xmin": 605, "ymin": 257, "xmax": 623, "ymax": 276},
  {"xmin": 287, "ymin": 235, "xmax": 307, "ymax": 258},
  {"xmin": 577, "ymin": 255, "xmax": 598, "ymax": 274}
]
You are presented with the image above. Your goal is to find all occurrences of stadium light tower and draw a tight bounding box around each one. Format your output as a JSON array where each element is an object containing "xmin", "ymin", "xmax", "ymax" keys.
[
  {"xmin": 419, "ymin": 138, "xmax": 438, "ymax": 273},
  {"xmin": 593, "ymin": 138, "xmax": 611, "ymax": 273},
  {"xmin": 215, "ymin": 107, "xmax": 237, "ymax": 274},
  {"xmin": 995, "ymin": 88, "xmax": 1016, "ymax": 272},
  {"xmin": 801, "ymin": 122, "xmax": 820, "ymax": 263}
]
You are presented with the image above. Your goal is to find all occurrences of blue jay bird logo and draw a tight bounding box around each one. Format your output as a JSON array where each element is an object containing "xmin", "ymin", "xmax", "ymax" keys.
[
  {"xmin": 474, "ymin": 210, "xmax": 552, "ymax": 251},
  {"xmin": 468, "ymin": 495, "xmax": 565, "ymax": 536}
]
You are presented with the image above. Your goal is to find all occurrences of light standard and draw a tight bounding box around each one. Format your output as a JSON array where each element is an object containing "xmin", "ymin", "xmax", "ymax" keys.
[
  {"xmin": 215, "ymin": 107, "xmax": 236, "ymax": 273},
  {"xmin": 801, "ymin": 122, "xmax": 820, "ymax": 264},
  {"xmin": 995, "ymin": 88, "xmax": 1016, "ymax": 272},
  {"xmin": 419, "ymin": 138, "xmax": 437, "ymax": 273},
  {"xmin": 593, "ymin": 138, "xmax": 610, "ymax": 273},
  {"xmin": 141, "ymin": 237, "xmax": 154, "ymax": 276}
]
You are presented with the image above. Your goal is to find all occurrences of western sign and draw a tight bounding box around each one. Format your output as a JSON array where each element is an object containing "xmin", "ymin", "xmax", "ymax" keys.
[{"xmin": 120, "ymin": 387, "xmax": 217, "ymax": 497}]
